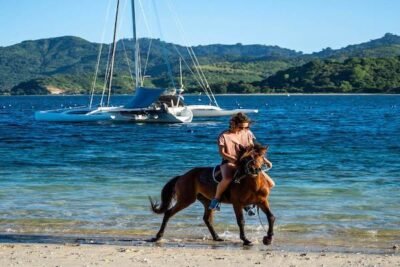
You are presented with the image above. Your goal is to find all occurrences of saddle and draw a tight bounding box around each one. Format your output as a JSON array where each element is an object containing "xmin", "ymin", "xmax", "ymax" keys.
[
  {"xmin": 199, "ymin": 165, "xmax": 223, "ymax": 185},
  {"xmin": 198, "ymin": 165, "xmax": 244, "ymax": 186},
  {"xmin": 198, "ymin": 165, "xmax": 246, "ymax": 203}
]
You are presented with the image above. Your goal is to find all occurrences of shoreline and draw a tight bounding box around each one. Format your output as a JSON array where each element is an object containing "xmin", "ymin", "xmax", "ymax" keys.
[
  {"xmin": 1, "ymin": 92, "xmax": 399, "ymax": 97},
  {"xmin": 0, "ymin": 241, "xmax": 399, "ymax": 267},
  {"xmin": 1, "ymin": 233, "xmax": 398, "ymax": 255}
]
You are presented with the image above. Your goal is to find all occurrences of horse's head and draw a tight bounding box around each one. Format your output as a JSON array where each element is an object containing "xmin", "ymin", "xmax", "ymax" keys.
[{"xmin": 237, "ymin": 143, "xmax": 268, "ymax": 177}]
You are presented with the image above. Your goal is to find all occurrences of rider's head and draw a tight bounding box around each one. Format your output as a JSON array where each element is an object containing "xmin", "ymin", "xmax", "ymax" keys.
[{"xmin": 230, "ymin": 112, "xmax": 252, "ymax": 131}]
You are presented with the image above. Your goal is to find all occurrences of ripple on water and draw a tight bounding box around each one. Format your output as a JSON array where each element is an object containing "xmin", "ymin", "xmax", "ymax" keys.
[{"xmin": 0, "ymin": 95, "xmax": 399, "ymax": 250}]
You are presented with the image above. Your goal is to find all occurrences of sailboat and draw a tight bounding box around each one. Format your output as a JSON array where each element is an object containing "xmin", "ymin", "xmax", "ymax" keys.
[{"xmin": 35, "ymin": 0, "xmax": 193, "ymax": 123}]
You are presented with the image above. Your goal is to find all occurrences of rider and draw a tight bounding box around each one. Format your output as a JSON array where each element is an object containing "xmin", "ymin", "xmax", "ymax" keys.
[{"xmin": 209, "ymin": 112, "xmax": 275, "ymax": 211}]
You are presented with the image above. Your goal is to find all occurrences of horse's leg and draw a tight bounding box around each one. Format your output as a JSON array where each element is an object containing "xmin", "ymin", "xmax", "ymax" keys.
[
  {"xmin": 233, "ymin": 204, "xmax": 252, "ymax": 246},
  {"xmin": 149, "ymin": 197, "xmax": 195, "ymax": 242},
  {"xmin": 258, "ymin": 199, "xmax": 275, "ymax": 245},
  {"xmin": 197, "ymin": 195, "xmax": 223, "ymax": 241}
]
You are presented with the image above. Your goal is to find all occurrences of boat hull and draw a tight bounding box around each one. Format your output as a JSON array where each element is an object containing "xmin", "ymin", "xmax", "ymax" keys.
[
  {"xmin": 34, "ymin": 107, "xmax": 115, "ymax": 122},
  {"xmin": 34, "ymin": 106, "xmax": 192, "ymax": 123},
  {"xmin": 187, "ymin": 105, "xmax": 258, "ymax": 117}
]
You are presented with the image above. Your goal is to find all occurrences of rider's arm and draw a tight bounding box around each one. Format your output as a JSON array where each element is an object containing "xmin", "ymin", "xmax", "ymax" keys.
[{"xmin": 218, "ymin": 145, "xmax": 237, "ymax": 163}]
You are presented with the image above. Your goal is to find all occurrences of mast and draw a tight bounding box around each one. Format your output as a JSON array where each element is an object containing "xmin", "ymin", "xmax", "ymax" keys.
[
  {"xmin": 179, "ymin": 57, "xmax": 183, "ymax": 90},
  {"xmin": 131, "ymin": 0, "xmax": 140, "ymax": 88},
  {"xmin": 106, "ymin": 0, "xmax": 121, "ymax": 106}
]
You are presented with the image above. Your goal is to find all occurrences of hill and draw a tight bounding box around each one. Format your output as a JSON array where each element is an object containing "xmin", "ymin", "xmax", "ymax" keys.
[
  {"xmin": 2, "ymin": 33, "xmax": 400, "ymax": 94},
  {"xmin": 310, "ymin": 33, "xmax": 400, "ymax": 59},
  {"xmin": 258, "ymin": 57, "xmax": 400, "ymax": 93}
]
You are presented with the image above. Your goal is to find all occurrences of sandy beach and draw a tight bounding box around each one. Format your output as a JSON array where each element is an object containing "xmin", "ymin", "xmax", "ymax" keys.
[{"xmin": 0, "ymin": 242, "xmax": 398, "ymax": 267}]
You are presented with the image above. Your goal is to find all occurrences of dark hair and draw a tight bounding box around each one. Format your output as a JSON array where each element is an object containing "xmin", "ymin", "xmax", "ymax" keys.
[{"xmin": 230, "ymin": 112, "xmax": 252, "ymax": 128}]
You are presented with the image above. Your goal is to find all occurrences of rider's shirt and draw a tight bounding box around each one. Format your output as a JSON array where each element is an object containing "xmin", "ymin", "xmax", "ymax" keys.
[{"xmin": 218, "ymin": 129, "xmax": 255, "ymax": 162}]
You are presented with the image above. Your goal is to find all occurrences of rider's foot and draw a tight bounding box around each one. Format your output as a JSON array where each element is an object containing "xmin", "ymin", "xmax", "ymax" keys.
[
  {"xmin": 209, "ymin": 198, "xmax": 220, "ymax": 211},
  {"xmin": 244, "ymin": 205, "xmax": 256, "ymax": 216}
]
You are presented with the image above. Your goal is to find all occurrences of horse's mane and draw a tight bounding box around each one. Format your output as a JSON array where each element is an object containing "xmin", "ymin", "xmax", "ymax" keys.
[{"xmin": 238, "ymin": 143, "xmax": 268, "ymax": 162}]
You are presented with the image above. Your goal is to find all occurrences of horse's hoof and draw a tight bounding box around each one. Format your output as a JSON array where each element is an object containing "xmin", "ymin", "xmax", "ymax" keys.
[
  {"xmin": 213, "ymin": 237, "xmax": 224, "ymax": 242},
  {"xmin": 243, "ymin": 240, "xmax": 253, "ymax": 246},
  {"xmin": 147, "ymin": 237, "xmax": 160, "ymax": 243},
  {"xmin": 262, "ymin": 235, "xmax": 273, "ymax": 245}
]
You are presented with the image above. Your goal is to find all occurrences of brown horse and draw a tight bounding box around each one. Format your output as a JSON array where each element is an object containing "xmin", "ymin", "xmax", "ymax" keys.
[{"xmin": 149, "ymin": 144, "xmax": 275, "ymax": 246}]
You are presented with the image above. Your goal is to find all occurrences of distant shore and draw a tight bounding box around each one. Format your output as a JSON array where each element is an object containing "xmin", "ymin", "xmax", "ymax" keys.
[{"xmin": 1, "ymin": 92, "xmax": 399, "ymax": 97}]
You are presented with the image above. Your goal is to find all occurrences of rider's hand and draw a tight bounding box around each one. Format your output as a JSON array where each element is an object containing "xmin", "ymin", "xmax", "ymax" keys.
[{"xmin": 264, "ymin": 159, "xmax": 272, "ymax": 169}]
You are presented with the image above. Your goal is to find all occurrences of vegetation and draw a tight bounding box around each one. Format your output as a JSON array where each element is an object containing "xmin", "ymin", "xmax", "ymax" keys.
[
  {"xmin": 1, "ymin": 33, "xmax": 400, "ymax": 95},
  {"xmin": 259, "ymin": 57, "xmax": 400, "ymax": 93}
]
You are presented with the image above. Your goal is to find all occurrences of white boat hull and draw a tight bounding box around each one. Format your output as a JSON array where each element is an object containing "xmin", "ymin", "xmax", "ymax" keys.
[
  {"xmin": 34, "ymin": 107, "xmax": 116, "ymax": 122},
  {"xmin": 35, "ymin": 106, "xmax": 193, "ymax": 123},
  {"xmin": 187, "ymin": 105, "xmax": 258, "ymax": 117}
]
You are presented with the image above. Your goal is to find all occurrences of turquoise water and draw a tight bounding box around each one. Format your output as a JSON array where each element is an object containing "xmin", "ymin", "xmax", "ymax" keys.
[{"xmin": 0, "ymin": 95, "xmax": 399, "ymax": 249}]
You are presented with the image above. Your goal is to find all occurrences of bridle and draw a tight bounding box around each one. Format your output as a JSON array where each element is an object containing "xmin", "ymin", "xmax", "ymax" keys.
[
  {"xmin": 244, "ymin": 158, "xmax": 262, "ymax": 176},
  {"xmin": 233, "ymin": 155, "xmax": 263, "ymax": 184}
]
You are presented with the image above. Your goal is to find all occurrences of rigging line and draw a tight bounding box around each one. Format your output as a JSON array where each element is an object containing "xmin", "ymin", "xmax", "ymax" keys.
[
  {"xmin": 100, "ymin": 43, "xmax": 113, "ymax": 107},
  {"xmin": 182, "ymin": 44, "xmax": 208, "ymax": 91},
  {"xmin": 186, "ymin": 47, "xmax": 212, "ymax": 97},
  {"xmin": 188, "ymin": 47, "xmax": 219, "ymax": 106},
  {"xmin": 137, "ymin": 43, "xmax": 143, "ymax": 86},
  {"xmin": 115, "ymin": 0, "xmax": 133, "ymax": 85},
  {"xmin": 131, "ymin": 0, "xmax": 140, "ymax": 88},
  {"xmin": 174, "ymin": 47, "xmax": 205, "ymax": 90},
  {"xmin": 90, "ymin": 45, "xmax": 104, "ymax": 108},
  {"xmin": 171, "ymin": 45, "xmax": 207, "ymax": 92},
  {"xmin": 121, "ymin": 39, "xmax": 135, "ymax": 85},
  {"xmin": 137, "ymin": 0, "xmax": 154, "ymax": 83},
  {"xmin": 166, "ymin": 0, "xmax": 218, "ymax": 106},
  {"xmin": 106, "ymin": 0, "xmax": 121, "ymax": 106},
  {"xmin": 165, "ymin": 0, "xmax": 207, "ymax": 90},
  {"xmin": 117, "ymin": 0, "xmax": 129, "ymax": 30},
  {"xmin": 151, "ymin": 0, "xmax": 176, "ymax": 89},
  {"xmin": 142, "ymin": 38, "xmax": 153, "ymax": 85},
  {"xmin": 90, "ymin": 0, "xmax": 113, "ymax": 108}
]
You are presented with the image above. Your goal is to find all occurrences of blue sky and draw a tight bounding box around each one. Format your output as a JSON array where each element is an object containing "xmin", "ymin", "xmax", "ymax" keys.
[{"xmin": 0, "ymin": 0, "xmax": 399, "ymax": 53}]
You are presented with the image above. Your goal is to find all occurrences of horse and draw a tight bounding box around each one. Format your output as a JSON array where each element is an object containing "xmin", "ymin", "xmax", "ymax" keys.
[{"xmin": 148, "ymin": 143, "xmax": 275, "ymax": 246}]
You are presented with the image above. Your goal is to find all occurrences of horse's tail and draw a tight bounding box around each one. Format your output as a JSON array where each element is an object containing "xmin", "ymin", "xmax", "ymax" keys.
[{"xmin": 149, "ymin": 176, "xmax": 179, "ymax": 214}]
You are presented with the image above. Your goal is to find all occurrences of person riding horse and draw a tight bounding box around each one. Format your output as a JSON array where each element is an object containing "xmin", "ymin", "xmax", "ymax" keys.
[
  {"xmin": 149, "ymin": 143, "xmax": 276, "ymax": 246},
  {"xmin": 209, "ymin": 112, "xmax": 275, "ymax": 211}
]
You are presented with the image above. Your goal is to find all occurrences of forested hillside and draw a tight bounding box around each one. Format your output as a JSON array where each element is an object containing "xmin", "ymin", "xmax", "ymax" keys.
[
  {"xmin": 258, "ymin": 57, "xmax": 400, "ymax": 93},
  {"xmin": 1, "ymin": 33, "xmax": 400, "ymax": 95}
]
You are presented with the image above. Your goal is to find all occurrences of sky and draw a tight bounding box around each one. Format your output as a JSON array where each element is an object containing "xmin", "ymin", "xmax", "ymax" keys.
[{"xmin": 0, "ymin": 0, "xmax": 399, "ymax": 53}]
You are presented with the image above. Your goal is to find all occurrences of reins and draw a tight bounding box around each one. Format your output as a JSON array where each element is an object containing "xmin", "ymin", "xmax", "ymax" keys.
[
  {"xmin": 257, "ymin": 206, "xmax": 270, "ymax": 235},
  {"xmin": 234, "ymin": 158, "xmax": 262, "ymax": 184}
]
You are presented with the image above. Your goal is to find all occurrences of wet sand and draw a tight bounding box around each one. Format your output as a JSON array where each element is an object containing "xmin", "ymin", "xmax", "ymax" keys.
[{"xmin": 1, "ymin": 242, "xmax": 399, "ymax": 267}]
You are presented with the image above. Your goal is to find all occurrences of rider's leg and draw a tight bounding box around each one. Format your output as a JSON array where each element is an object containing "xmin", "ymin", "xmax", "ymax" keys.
[
  {"xmin": 209, "ymin": 163, "xmax": 235, "ymax": 210},
  {"xmin": 263, "ymin": 171, "xmax": 275, "ymax": 188}
]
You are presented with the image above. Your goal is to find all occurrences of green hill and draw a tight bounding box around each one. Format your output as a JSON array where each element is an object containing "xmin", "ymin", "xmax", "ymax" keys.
[
  {"xmin": 2, "ymin": 33, "xmax": 400, "ymax": 95},
  {"xmin": 259, "ymin": 57, "xmax": 400, "ymax": 93},
  {"xmin": 310, "ymin": 33, "xmax": 400, "ymax": 59}
]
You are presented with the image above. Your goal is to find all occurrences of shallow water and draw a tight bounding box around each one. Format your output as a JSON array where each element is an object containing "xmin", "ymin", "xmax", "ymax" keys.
[{"xmin": 0, "ymin": 94, "xmax": 399, "ymax": 250}]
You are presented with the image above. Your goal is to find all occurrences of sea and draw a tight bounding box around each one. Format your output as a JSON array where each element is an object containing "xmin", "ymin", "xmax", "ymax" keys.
[{"xmin": 0, "ymin": 94, "xmax": 399, "ymax": 252}]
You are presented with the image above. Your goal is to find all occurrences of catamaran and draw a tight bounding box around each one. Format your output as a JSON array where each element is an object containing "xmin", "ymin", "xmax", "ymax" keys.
[
  {"xmin": 35, "ymin": 0, "xmax": 193, "ymax": 123},
  {"xmin": 35, "ymin": 0, "xmax": 258, "ymax": 122}
]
